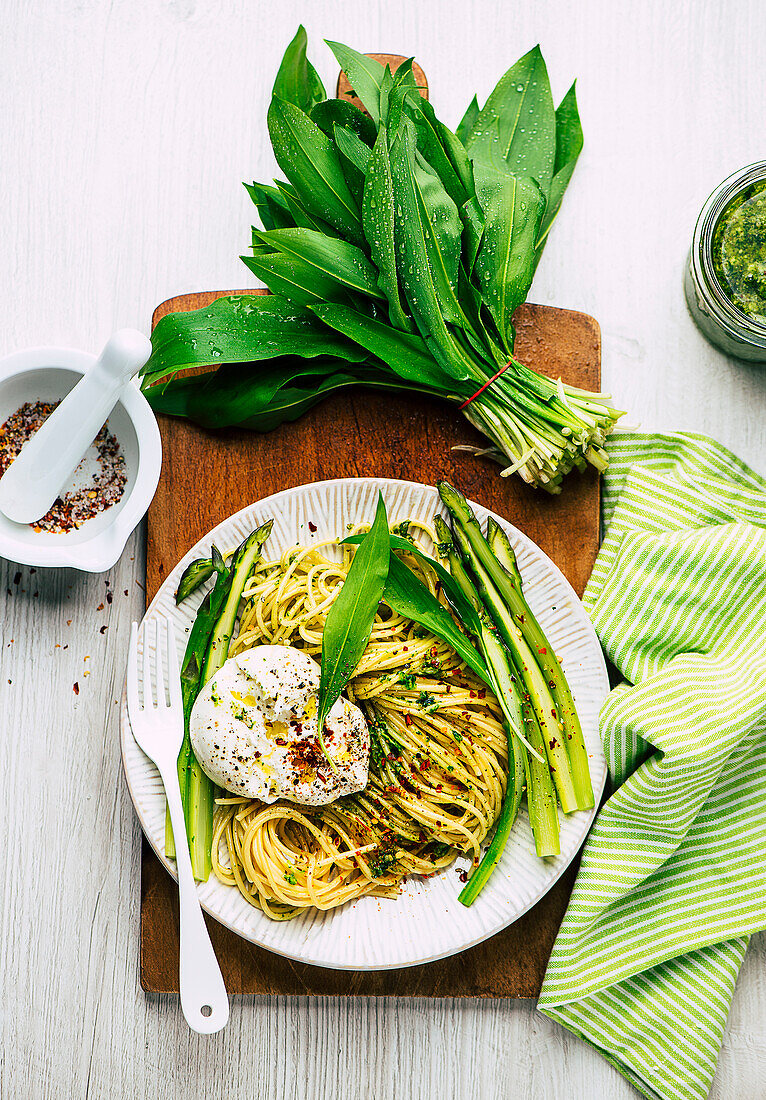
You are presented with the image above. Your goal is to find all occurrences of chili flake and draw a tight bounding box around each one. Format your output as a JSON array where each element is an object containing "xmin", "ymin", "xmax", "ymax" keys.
[{"xmin": 0, "ymin": 401, "xmax": 126, "ymax": 533}]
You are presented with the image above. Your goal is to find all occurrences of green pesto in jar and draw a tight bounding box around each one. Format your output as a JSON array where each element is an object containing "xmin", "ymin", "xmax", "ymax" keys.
[{"xmin": 712, "ymin": 180, "xmax": 766, "ymax": 324}]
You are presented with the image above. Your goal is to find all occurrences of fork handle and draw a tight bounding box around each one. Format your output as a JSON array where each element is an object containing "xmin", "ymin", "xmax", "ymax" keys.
[{"xmin": 161, "ymin": 766, "xmax": 230, "ymax": 1034}]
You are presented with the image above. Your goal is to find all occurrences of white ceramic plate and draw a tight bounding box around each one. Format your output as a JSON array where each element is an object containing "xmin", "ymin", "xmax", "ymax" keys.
[{"xmin": 120, "ymin": 478, "xmax": 608, "ymax": 971}]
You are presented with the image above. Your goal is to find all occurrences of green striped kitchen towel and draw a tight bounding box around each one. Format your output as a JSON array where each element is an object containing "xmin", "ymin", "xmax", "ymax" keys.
[{"xmin": 539, "ymin": 432, "xmax": 766, "ymax": 1100}]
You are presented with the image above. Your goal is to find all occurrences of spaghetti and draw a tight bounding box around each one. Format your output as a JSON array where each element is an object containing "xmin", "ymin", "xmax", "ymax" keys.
[{"xmin": 210, "ymin": 523, "xmax": 509, "ymax": 920}]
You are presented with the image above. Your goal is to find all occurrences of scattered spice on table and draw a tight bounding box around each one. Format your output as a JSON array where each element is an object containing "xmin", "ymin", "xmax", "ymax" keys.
[{"xmin": 0, "ymin": 400, "xmax": 127, "ymax": 532}]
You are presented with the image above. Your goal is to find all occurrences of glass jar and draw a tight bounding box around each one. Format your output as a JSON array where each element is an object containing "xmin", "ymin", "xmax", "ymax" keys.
[{"xmin": 684, "ymin": 160, "xmax": 766, "ymax": 361}]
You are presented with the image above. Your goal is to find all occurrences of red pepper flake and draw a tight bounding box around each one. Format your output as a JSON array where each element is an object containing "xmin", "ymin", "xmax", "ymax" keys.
[
  {"xmin": 477, "ymin": 689, "xmax": 486, "ymax": 700},
  {"xmin": 308, "ymin": 521, "xmax": 317, "ymax": 532},
  {"xmin": 538, "ymin": 647, "xmax": 547, "ymax": 655},
  {"xmin": 404, "ymin": 714, "xmax": 412, "ymax": 726},
  {"xmin": 123, "ymin": 589, "xmax": 129, "ymax": 597},
  {"xmin": 13, "ymin": 572, "xmax": 21, "ymax": 585},
  {"xmin": 106, "ymin": 591, "xmax": 113, "ymax": 605},
  {"xmin": 0, "ymin": 401, "xmax": 126, "ymax": 532},
  {"xmin": 66, "ymin": 619, "xmax": 72, "ymax": 626},
  {"xmin": 469, "ymin": 690, "xmax": 476, "ymax": 699},
  {"xmin": 99, "ymin": 625, "xmax": 107, "ymax": 634},
  {"xmin": 457, "ymin": 868, "xmax": 468, "ymax": 883},
  {"xmin": 73, "ymin": 682, "xmax": 80, "ymax": 695},
  {"xmin": 96, "ymin": 603, "xmax": 104, "ymax": 611}
]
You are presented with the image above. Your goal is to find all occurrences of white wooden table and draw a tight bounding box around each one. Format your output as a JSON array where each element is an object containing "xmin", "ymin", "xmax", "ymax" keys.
[{"xmin": 2, "ymin": 2, "xmax": 764, "ymax": 1096}]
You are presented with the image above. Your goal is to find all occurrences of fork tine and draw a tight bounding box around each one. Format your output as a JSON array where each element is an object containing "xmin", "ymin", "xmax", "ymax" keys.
[
  {"xmin": 143, "ymin": 621, "xmax": 153, "ymax": 708},
  {"xmin": 166, "ymin": 616, "xmax": 182, "ymax": 710},
  {"xmin": 155, "ymin": 617, "xmax": 166, "ymax": 708},
  {"xmin": 127, "ymin": 622, "xmax": 140, "ymax": 717}
]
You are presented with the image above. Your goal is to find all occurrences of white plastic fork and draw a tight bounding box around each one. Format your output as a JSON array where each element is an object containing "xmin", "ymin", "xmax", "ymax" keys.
[{"xmin": 127, "ymin": 616, "xmax": 229, "ymax": 1034}]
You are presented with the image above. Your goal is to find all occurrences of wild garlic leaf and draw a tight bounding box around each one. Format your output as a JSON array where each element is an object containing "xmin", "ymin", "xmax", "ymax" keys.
[
  {"xmin": 316, "ymin": 493, "xmax": 391, "ymax": 755},
  {"xmin": 244, "ymin": 182, "xmax": 294, "ymax": 230},
  {"xmin": 411, "ymin": 158, "xmax": 463, "ymax": 324},
  {"xmin": 383, "ymin": 554, "xmax": 490, "ymax": 683},
  {"xmin": 325, "ymin": 41, "xmax": 388, "ymax": 124},
  {"xmin": 333, "ymin": 125, "xmax": 372, "ymax": 174},
  {"xmin": 362, "ymin": 130, "xmax": 411, "ymax": 331},
  {"xmin": 272, "ymin": 181, "xmax": 342, "ymax": 238},
  {"xmin": 535, "ymin": 82, "xmax": 583, "ymax": 254},
  {"xmin": 465, "ymin": 45, "xmax": 556, "ymax": 199},
  {"xmin": 311, "ymin": 302, "xmax": 458, "ymax": 390},
  {"xmin": 253, "ymin": 228, "xmax": 385, "ymax": 299},
  {"xmin": 377, "ymin": 64, "xmax": 395, "ymax": 127},
  {"xmin": 310, "ymin": 98, "xmax": 377, "ymax": 146},
  {"xmin": 142, "ymin": 294, "xmax": 367, "ymax": 386},
  {"xmin": 267, "ymin": 97, "xmax": 364, "ymax": 244},
  {"xmin": 456, "ymin": 95, "xmax": 480, "ymax": 144},
  {"xmin": 147, "ymin": 358, "xmax": 351, "ymax": 427},
  {"xmin": 333, "ymin": 125, "xmax": 371, "ymax": 203},
  {"xmin": 238, "ymin": 372, "xmax": 363, "ymax": 431},
  {"xmin": 472, "ymin": 167, "xmax": 545, "ymax": 353},
  {"xmin": 407, "ymin": 98, "xmax": 473, "ymax": 206},
  {"xmin": 344, "ymin": 532, "xmax": 484, "ymax": 641},
  {"xmin": 392, "ymin": 57, "xmax": 417, "ymax": 90},
  {"xmin": 388, "ymin": 122, "xmax": 472, "ymax": 380},
  {"xmin": 272, "ymin": 24, "xmax": 326, "ymax": 113},
  {"xmin": 243, "ymin": 251, "xmax": 346, "ymax": 306}
]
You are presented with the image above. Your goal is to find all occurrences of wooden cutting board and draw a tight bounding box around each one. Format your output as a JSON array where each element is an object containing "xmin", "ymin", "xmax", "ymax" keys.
[
  {"xmin": 141, "ymin": 49, "xmax": 599, "ymax": 996},
  {"xmin": 140, "ymin": 289, "xmax": 601, "ymax": 996}
]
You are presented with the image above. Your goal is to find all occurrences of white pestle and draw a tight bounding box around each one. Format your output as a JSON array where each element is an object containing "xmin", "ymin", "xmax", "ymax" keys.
[{"xmin": 0, "ymin": 329, "xmax": 152, "ymax": 525}]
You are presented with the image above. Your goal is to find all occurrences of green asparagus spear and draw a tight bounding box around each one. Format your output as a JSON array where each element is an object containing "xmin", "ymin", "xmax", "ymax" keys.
[
  {"xmin": 449, "ymin": 518, "xmax": 578, "ymax": 814},
  {"xmin": 434, "ymin": 518, "xmax": 558, "ymax": 883},
  {"xmin": 165, "ymin": 545, "xmax": 231, "ymax": 862},
  {"xmin": 175, "ymin": 555, "xmax": 216, "ymax": 604},
  {"xmin": 486, "ymin": 516, "xmax": 522, "ymax": 589},
  {"xmin": 182, "ymin": 521, "xmax": 274, "ymax": 879},
  {"xmin": 487, "ymin": 519, "xmax": 594, "ymax": 810},
  {"xmin": 201, "ymin": 522, "xmax": 274, "ymax": 681},
  {"xmin": 439, "ymin": 481, "xmax": 594, "ymax": 810},
  {"xmin": 508, "ymin": 655, "xmax": 560, "ymax": 858},
  {"xmin": 435, "ymin": 517, "xmax": 540, "ymax": 762}
]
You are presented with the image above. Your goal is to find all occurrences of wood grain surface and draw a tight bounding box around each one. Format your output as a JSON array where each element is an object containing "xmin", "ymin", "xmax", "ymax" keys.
[{"xmin": 141, "ymin": 288, "xmax": 601, "ymax": 996}]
